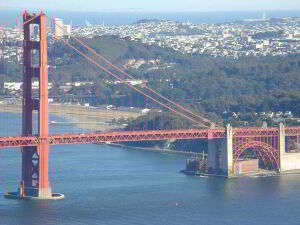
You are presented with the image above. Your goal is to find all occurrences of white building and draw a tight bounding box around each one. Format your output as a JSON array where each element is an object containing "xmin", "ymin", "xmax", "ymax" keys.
[
  {"xmin": 32, "ymin": 81, "xmax": 53, "ymax": 90},
  {"xmin": 4, "ymin": 81, "xmax": 53, "ymax": 91},
  {"xmin": 4, "ymin": 82, "xmax": 22, "ymax": 91},
  {"xmin": 54, "ymin": 18, "xmax": 72, "ymax": 39}
]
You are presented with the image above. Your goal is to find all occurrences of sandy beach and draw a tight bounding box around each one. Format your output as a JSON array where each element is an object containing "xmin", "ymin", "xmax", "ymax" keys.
[{"xmin": 0, "ymin": 103, "xmax": 141, "ymax": 131}]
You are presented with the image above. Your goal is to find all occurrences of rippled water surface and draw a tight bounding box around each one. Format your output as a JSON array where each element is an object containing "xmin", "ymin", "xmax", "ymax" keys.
[{"xmin": 0, "ymin": 112, "xmax": 300, "ymax": 225}]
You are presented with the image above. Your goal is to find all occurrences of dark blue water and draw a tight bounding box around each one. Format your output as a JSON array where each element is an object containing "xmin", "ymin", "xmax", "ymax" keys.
[
  {"xmin": 1, "ymin": 112, "xmax": 300, "ymax": 225},
  {"xmin": 1, "ymin": 10, "xmax": 300, "ymax": 26}
]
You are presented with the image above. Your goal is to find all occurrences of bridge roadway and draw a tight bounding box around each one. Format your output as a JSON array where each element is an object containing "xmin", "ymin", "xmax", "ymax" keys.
[{"xmin": 1, "ymin": 127, "xmax": 299, "ymax": 149}]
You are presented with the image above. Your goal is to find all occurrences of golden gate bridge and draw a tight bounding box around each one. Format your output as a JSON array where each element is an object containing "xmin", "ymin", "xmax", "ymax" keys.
[{"xmin": 0, "ymin": 11, "xmax": 299, "ymax": 200}]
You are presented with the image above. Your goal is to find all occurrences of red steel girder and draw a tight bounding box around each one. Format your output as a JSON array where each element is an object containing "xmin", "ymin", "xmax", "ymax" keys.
[
  {"xmin": 285, "ymin": 127, "xmax": 300, "ymax": 137},
  {"xmin": 1, "ymin": 127, "xmax": 299, "ymax": 149}
]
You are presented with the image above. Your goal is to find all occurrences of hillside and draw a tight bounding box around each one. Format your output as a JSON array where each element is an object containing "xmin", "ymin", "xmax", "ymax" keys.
[{"xmin": 1, "ymin": 35, "xmax": 300, "ymax": 120}]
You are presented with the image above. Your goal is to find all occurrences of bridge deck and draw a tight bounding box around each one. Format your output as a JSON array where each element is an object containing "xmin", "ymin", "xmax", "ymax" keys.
[{"xmin": 0, "ymin": 127, "xmax": 299, "ymax": 149}]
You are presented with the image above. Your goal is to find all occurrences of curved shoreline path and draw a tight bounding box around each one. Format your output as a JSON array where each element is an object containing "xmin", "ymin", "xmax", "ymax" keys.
[{"xmin": 0, "ymin": 103, "xmax": 141, "ymax": 131}]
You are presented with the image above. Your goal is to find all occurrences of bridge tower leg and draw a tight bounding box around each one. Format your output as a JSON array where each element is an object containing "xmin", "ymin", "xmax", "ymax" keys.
[
  {"xmin": 207, "ymin": 124, "xmax": 233, "ymax": 177},
  {"xmin": 279, "ymin": 123, "xmax": 286, "ymax": 172},
  {"xmin": 226, "ymin": 124, "xmax": 234, "ymax": 176},
  {"xmin": 6, "ymin": 12, "xmax": 63, "ymax": 200},
  {"xmin": 278, "ymin": 123, "xmax": 300, "ymax": 172},
  {"xmin": 21, "ymin": 12, "xmax": 52, "ymax": 199}
]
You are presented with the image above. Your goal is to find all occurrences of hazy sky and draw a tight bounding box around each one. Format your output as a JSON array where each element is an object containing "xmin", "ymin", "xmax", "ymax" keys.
[{"xmin": 1, "ymin": 0, "xmax": 300, "ymax": 12}]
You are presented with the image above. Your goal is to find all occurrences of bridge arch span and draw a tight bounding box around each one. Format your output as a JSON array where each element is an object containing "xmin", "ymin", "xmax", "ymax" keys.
[{"xmin": 233, "ymin": 140, "xmax": 280, "ymax": 170}]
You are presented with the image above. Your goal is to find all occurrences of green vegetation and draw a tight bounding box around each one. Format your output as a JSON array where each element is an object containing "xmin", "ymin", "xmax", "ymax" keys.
[
  {"xmin": 125, "ymin": 112, "xmax": 194, "ymax": 131},
  {"xmin": 1, "ymin": 35, "xmax": 299, "ymax": 124},
  {"xmin": 56, "ymin": 36, "xmax": 300, "ymax": 116}
]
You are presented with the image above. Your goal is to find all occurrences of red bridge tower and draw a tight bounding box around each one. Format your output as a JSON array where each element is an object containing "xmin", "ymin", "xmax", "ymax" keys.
[{"xmin": 6, "ymin": 11, "xmax": 63, "ymax": 200}]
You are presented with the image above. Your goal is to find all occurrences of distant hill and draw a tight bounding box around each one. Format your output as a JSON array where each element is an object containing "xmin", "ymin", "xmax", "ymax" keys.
[
  {"xmin": 1, "ymin": 10, "xmax": 300, "ymax": 26},
  {"xmin": 1, "ymin": 35, "xmax": 300, "ymax": 119},
  {"xmin": 135, "ymin": 19, "xmax": 162, "ymax": 24}
]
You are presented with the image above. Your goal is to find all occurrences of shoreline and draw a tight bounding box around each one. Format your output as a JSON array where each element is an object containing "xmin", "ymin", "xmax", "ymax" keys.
[
  {"xmin": 0, "ymin": 103, "xmax": 141, "ymax": 131},
  {"xmin": 1, "ymin": 103, "xmax": 202, "ymax": 157},
  {"xmin": 107, "ymin": 143, "xmax": 203, "ymax": 156}
]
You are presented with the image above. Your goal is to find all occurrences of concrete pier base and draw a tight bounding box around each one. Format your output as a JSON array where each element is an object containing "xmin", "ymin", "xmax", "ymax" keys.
[
  {"xmin": 279, "ymin": 123, "xmax": 300, "ymax": 172},
  {"xmin": 38, "ymin": 187, "xmax": 53, "ymax": 199},
  {"xmin": 4, "ymin": 191, "xmax": 65, "ymax": 200},
  {"xmin": 208, "ymin": 124, "xmax": 233, "ymax": 177},
  {"xmin": 4, "ymin": 184, "xmax": 64, "ymax": 200},
  {"xmin": 206, "ymin": 123, "xmax": 300, "ymax": 177}
]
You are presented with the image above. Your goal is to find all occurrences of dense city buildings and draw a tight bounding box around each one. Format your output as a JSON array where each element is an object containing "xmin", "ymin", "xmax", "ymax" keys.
[
  {"xmin": 72, "ymin": 17, "xmax": 300, "ymax": 57},
  {"xmin": 1, "ymin": 16, "xmax": 299, "ymax": 62},
  {"xmin": 0, "ymin": 26, "xmax": 22, "ymax": 63}
]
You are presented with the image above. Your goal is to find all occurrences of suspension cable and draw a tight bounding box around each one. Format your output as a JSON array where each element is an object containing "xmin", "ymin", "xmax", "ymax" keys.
[
  {"xmin": 61, "ymin": 40, "xmax": 209, "ymax": 128},
  {"xmin": 49, "ymin": 16, "xmax": 212, "ymax": 128},
  {"xmin": 71, "ymin": 36, "xmax": 216, "ymax": 127}
]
